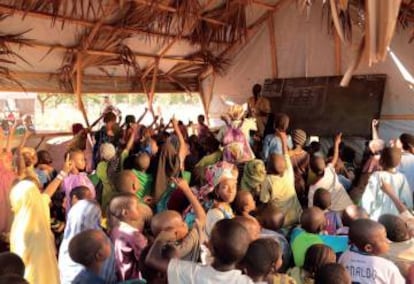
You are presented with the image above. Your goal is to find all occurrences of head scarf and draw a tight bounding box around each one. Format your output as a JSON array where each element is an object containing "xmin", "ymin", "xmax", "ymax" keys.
[
  {"xmin": 100, "ymin": 143, "xmax": 116, "ymax": 161},
  {"xmin": 9, "ymin": 180, "xmax": 60, "ymax": 284},
  {"xmin": 292, "ymin": 129, "xmax": 307, "ymax": 147},
  {"xmin": 58, "ymin": 200, "xmax": 116, "ymax": 284},
  {"xmin": 240, "ymin": 159, "xmax": 266, "ymax": 193},
  {"xmin": 154, "ymin": 140, "xmax": 181, "ymax": 202},
  {"xmin": 199, "ymin": 161, "xmax": 238, "ymax": 197}
]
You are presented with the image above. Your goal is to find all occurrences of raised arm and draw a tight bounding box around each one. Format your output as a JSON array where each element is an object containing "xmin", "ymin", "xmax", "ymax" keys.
[
  {"xmin": 172, "ymin": 118, "xmax": 187, "ymax": 168},
  {"xmin": 172, "ymin": 178, "xmax": 206, "ymax": 227},
  {"xmin": 148, "ymin": 115, "xmax": 159, "ymax": 130},
  {"xmin": 137, "ymin": 107, "xmax": 148, "ymax": 124},
  {"xmin": 372, "ymin": 119, "xmax": 380, "ymax": 140},
  {"xmin": 16, "ymin": 130, "xmax": 32, "ymax": 177},
  {"xmin": 331, "ymin": 132, "xmax": 342, "ymax": 167},
  {"xmin": 125, "ymin": 123, "xmax": 138, "ymax": 152},
  {"xmin": 276, "ymin": 130, "xmax": 288, "ymax": 155},
  {"xmin": 43, "ymin": 153, "xmax": 72, "ymax": 197},
  {"xmin": 5, "ymin": 122, "xmax": 17, "ymax": 153}
]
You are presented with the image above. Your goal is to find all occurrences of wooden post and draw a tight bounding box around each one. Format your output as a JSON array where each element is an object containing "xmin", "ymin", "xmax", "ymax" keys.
[
  {"xmin": 148, "ymin": 59, "xmax": 159, "ymax": 113},
  {"xmin": 267, "ymin": 14, "xmax": 278, "ymax": 78},
  {"xmin": 334, "ymin": 30, "xmax": 342, "ymax": 75},
  {"xmin": 75, "ymin": 52, "xmax": 90, "ymax": 128}
]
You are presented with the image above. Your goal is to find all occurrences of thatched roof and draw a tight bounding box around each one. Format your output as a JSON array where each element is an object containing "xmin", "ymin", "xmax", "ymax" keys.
[{"xmin": 0, "ymin": 0, "xmax": 413, "ymax": 102}]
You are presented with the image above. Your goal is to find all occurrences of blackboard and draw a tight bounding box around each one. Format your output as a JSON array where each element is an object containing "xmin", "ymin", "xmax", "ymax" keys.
[{"xmin": 262, "ymin": 74, "xmax": 386, "ymax": 137}]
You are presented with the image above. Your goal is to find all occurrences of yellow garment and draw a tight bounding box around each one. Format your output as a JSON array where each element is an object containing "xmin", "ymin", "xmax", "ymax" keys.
[
  {"xmin": 271, "ymin": 273, "xmax": 297, "ymax": 284},
  {"xmin": 287, "ymin": 267, "xmax": 314, "ymax": 284},
  {"xmin": 247, "ymin": 96, "xmax": 271, "ymax": 135},
  {"xmin": 260, "ymin": 155, "xmax": 302, "ymax": 227},
  {"xmin": 9, "ymin": 180, "xmax": 60, "ymax": 284}
]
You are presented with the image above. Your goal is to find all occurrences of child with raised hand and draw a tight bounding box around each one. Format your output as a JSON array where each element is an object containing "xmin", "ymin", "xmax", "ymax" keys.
[
  {"xmin": 145, "ymin": 218, "xmax": 254, "ymax": 284},
  {"xmin": 131, "ymin": 151, "xmax": 154, "ymax": 204},
  {"xmin": 61, "ymin": 149, "xmax": 96, "ymax": 213},
  {"xmin": 243, "ymin": 238, "xmax": 295, "ymax": 284},
  {"xmin": 256, "ymin": 204, "xmax": 292, "ymax": 272},
  {"xmin": 361, "ymin": 147, "xmax": 413, "ymax": 220},
  {"xmin": 336, "ymin": 204, "xmax": 369, "ymax": 235},
  {"xmin": 69, "ymin": 229, "xmax": 112, "ymax": 284},
  {"xmin": 314, "ymin": 263, "xmax": 351, "ymax": 284},
  {"xmin": 308, "ymin": 133, "xmax": 353, "ymax": 211},
  {"xmin": 260, "ymin": 130, "xmax": 302, "ymax": 227},
  {"xmin": 35, "ymin": 149, "xmax": 57, "ymax": 188},
  {"xmin": 313, "ymin": 188, "xmax": 343, "ymax": 235},
  {"xmin": 339, "ymin": 219, "xmax": 405, "ymax": 284},
  {"xmin": 150, "ymin": 177, "xmax": 206, "ymax": 262},
  {"xmin": 288, "ymin": 244, "xmax": 336, "ymax": 284},
  {"xmin": 108, "ymin": 193, "xmax": 148, "ymax": 281},
  {"xmin": 378, "ymin": 214, "xmax": 414, "ymax": 278},
  {"xmin": 290, "ymin": 207, "xmax": 348, "ymax": 267}
]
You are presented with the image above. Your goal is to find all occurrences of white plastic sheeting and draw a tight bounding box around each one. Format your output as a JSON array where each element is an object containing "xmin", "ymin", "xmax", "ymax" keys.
[{"xmin": 210, "ymin": 0, "xmax": 414, "ymax": 142}]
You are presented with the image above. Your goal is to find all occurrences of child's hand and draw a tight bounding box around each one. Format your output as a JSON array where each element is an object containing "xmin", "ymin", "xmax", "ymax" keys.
[
  {"xmin": 171, "ymin": 177, "xmax": 190, "ymax": 192},
  {"xmin": 334, "ymin": 132, "xmax": 342, "ymax": 145},
  {"xmin": 62, "ymin": 154, "xmax": 72, "ymax": 174},
  {"xmin": 372, "ymin": 119, "xmax": 379, "ymax": 128},
  {"xmin": 276, "ymin": 130, "xmax": 287, "ymax": 141}
]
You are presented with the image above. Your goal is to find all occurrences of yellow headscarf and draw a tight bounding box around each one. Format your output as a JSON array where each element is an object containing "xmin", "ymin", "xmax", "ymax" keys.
[{"xmin": 9, "ymin": 180, "xmax": 60, "ymax": 284}]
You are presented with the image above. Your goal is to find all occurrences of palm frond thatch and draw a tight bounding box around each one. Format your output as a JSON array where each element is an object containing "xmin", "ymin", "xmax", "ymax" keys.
[{"xmin": 322, "ymin": 0, "xmax": 353, "ymax": 42}]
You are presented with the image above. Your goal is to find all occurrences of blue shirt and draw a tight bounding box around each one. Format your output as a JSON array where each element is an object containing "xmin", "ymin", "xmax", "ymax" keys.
[
  {"xmin": 262, "ymin": 134, "xmax": 293, "ymax": 161},
  {"xmin": 72, "ymin": 269, "xmax": 105, "ymax": 284}
]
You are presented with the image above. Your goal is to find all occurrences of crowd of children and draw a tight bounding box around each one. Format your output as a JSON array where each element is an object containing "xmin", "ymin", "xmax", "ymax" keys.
[{"xmin": 1, "ymin": 87, "xmax": 414, "ymax": 284}]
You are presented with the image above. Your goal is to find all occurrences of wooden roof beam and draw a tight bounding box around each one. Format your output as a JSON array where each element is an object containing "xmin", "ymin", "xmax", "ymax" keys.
[{"xmin": 0, "ymin": 4, "xmax": 229, "ymax": 44}]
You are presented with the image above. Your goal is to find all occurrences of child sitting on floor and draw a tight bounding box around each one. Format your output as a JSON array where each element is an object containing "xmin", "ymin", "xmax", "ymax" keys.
[
  {"xmin": 336, "ymin": 204, "xmax": 369, "ymax": 235},
  {"xmin": 313, "ymin": 188, "xmax": 343, "ymax": 235},
  {"xmin": 243, "ymin": 238, "xmax": 295, "ymax": 284},
  {"xmin": 150, "ymin": 178, "xmax": 206, "ymax": 262},
  {"xmin": 339, "ymin": 219, "xmax": 405, "ymax": 284},
  {"xmin": 361, "ymin": 147, "xmax": 413, "ymax": 220},
  {"xmin": 145, "ymin": 219, "xmax": 253, "ymax": 284},
  {"xmin": 256, "ymin": 204, "xmax": 292, "ymax": 272},
  {"xmin": 290, "ymin": 207, "xmax": 348, "ymax": 267},
  {"xmin": 69, "ymin": 229, "xmax": 111, "ymax": 284},
  {"xmin": 61, "ymin": 149, "xmax": 95, "ymax": 213},
  {"xmin": 233, "ymin": 216, "xmax": 261, "ymax": 242},
  {"xmin": 233, "ymin": 190, "xmax": 257, "ymax": 218},
  {"xmin": 260, "ymin": 130, "xmax": 302, "ymax": 227},
  {"xmin": 108, "ymin": 193, "xmax": 148, "ymax": 281},
  {"xmin": 314, "ymin": 263, "xmax": 351, "ymax": 284},
  {"xmin": 69, "ymin": 185, "xmax": 94, "ymax": 207},
  {"xmin": 288, "ymin": 244, "xmax": 336, "ymax": 284},
  {"xmin": 378, "ymin": 214, "xmax": 414, "ymax": 278},
  {"xmin": 308, "ymin": 133, "xmax": 353, "ymax": 211},
  {"xmin": 0, "ymin": 252, "xmax": 25, "ymax": 278}
]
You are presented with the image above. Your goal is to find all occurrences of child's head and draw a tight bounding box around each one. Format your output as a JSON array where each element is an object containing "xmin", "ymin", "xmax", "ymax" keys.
[
  {"xmin": 0, "ymin": 274, "xmax": 28, "ymax": 284},
  {"xmin": 68, "ymin": 149, "xmax": 86, "ymax": 171},
  {"xmin": 256, "ymin": 203, "xmax": 285, "ymax": 231},
  {"xmin": 399, "ymin": 133, "xmax": 414, "ymax": 152},
  {"xmin": 349, "ymin": 219, "xmax": 390, "ymax": 255},
  {"xmin": 233, "ymin": 216, "xmax": 261, "ymax": 241},
  {"xmin": 115, "ymin": 170, "xmax": 141, "ymax": 194},
  {"xmin": 0, "ymin": 252, "xmax": 25, "ymax": 277},
  {"xmin": 125, "ymin": 115, "xmax": 136, "ymax": 127},
  {"xmin": 197, "ymin": 114, "xmax": 205, "ymax": 124},
  {"xmin": 252, "ymin": 84, "xmax": 262, "ymax": 96},
  {"xmin": 310, "ymin": 153, "xmax": 326, "ymax": 176},
  {"xmin": 108, "ymin": 193, "xmax": 150, "ymax": 231},
  {"xmin": 292, "ymin": 129, "xmax": 307, "ymax": 148},
  {"xmin": 133, "ymin": 152, "xmax": 151, "ymax": 172},
  {"xmin": 378, "ymin": 214, "xmax": 410, "ymax": 242},
  {"xmin": 103, "ymin": 112, "xmax": 117, "ymax": 126},
  {"xmin": 20, "ymin": 147, "xmax": 37, "ymax": 167},
  {"xmin": 313, "ymin": 188, "xmax": 331, "ymax": 210},
  {"xmin": 303, "ymin": 244, "xmax": 336, "ymax": 277},
  {"xmin": 267, "ymin": 153, "xmax": 286, "ymax": 175},
  {"xmin": 36, "ymin": 150, "xmax": 52, "ymax": 165},
  {"xmin": 301, "ymin": 207, "xmax": 326, "ymax": 234},
  {"xmin": 151, "ymin": 210, "xmax": 188, "ymax": 241},
  {"xmin": 315, "ymin": 263, "xmax": 351, "ymax": 284},
  {"xmin": 274, "ymin": 113, "xmax": 289, "ymax": 132},
  {"xmin": 214, "ymin": 178, "xmax": 237, "ymax": 203},
  {"xmin": 233, "ymin": 190, "xmax": 256, "ymax": 216},
  {"xmin": 69, "ymin": 229, "xmax": 111, "ymax": 269},
  {"xmin": 342, "ymin": 205, "xmax": 369, "ymax": 227},
  {"xmin": 380, "ymin": 147, "xmax": 401, "ymax": 170},
  {"xmin": 243, "ymin": 238, "xmax": 282, "ymax": 280},
  {"xmin": 70, "ymin": 185, "xmax": 93, "ymax": 206},
  {"xmin": 209, "ymin": 219, "xmax": 251, "ymax": 266},
  {"xmin": 100, "ymin": 143, "xmax": 116, "ymax": 162}
]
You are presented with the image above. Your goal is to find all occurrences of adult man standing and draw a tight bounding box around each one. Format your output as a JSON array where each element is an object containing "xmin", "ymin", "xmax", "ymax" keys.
[{"xmin": 247, "ymin": 84, "xmax": 271, "ymax": 137}]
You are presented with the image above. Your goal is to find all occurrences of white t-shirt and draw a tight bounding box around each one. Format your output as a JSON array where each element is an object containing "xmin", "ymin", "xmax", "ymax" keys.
[
  {"xmin": 338, "ymin": 247, "xmax": 405, "ymax": 284},
  {"xmin": 167, "ymin": 258, "xmax": 254, "ymax": 284},
  {"xmin": 308, "ymin": 164, "xmax": 353, "ymax": 211}
]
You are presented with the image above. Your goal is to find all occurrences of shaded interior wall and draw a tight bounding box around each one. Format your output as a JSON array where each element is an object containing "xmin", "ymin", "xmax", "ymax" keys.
[{"xmin": 210, "ymin": 1, "xmax": 414, "ymax": 142}]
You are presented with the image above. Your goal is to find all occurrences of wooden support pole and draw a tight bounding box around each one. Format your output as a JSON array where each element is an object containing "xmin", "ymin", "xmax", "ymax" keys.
[
  {"xmin": 148, "ymin": 60, "xmax": 159, "ymax": 111},
  {"xmin": 267, "ymin": 14, "xmax": 278, "ymax": 78},
  {"xmin": 334, "ymin": 30, "xmax": 342, "ymax": 75},
  {"xmin": 75, "ymin": 53, "xmax": 90, "ymax": 128}
]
